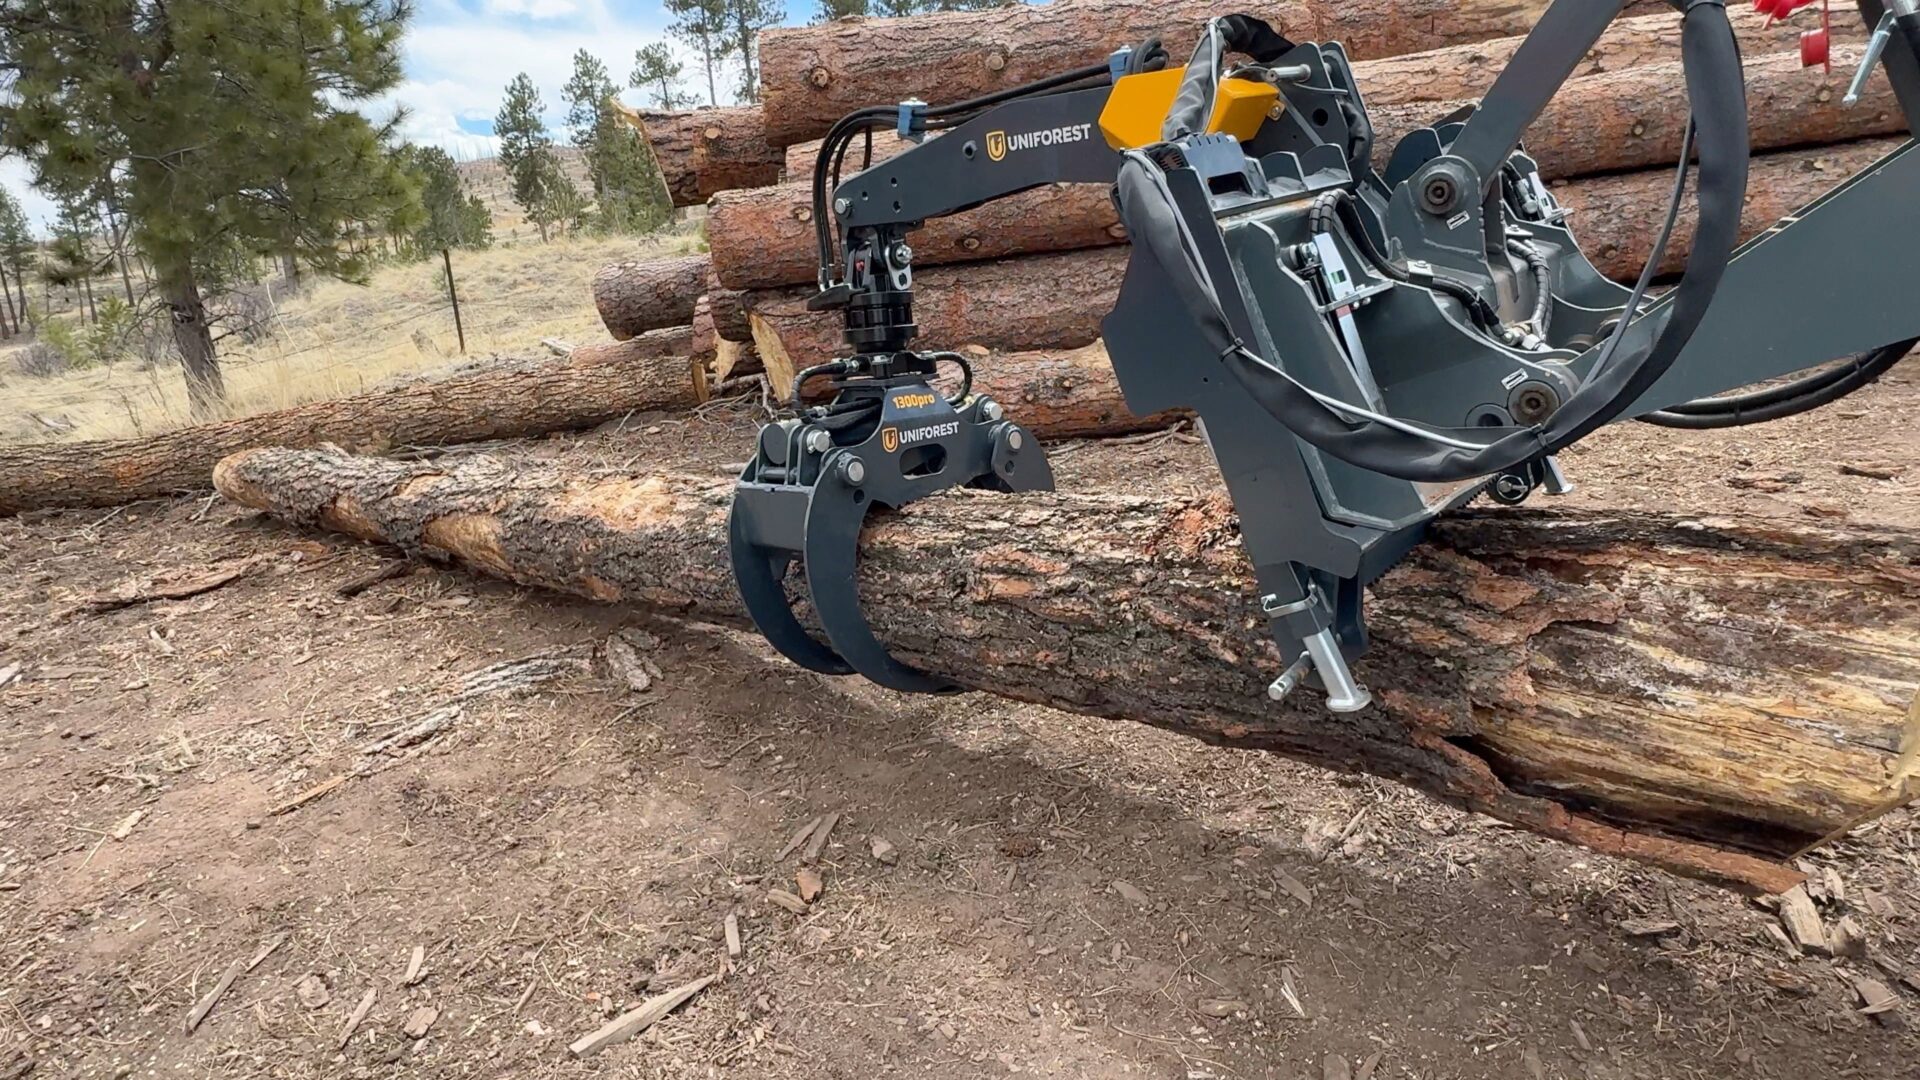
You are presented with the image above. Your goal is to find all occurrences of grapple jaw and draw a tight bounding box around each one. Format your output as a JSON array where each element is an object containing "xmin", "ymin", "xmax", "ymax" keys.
[{"xmin": 728, "ymin": 374, "xmax": 1053, "ymax": 694}]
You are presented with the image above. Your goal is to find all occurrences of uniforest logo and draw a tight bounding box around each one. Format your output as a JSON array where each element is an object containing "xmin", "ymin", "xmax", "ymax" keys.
[{"xmin": 985, "ymin": 123, "xmax": 1092, "ymax": 162}]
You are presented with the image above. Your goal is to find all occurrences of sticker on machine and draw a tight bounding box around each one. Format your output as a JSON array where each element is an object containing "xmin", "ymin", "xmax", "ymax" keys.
[{"xmin": 881, "ymin": 421, "xmax": 960, "ymax": 452}]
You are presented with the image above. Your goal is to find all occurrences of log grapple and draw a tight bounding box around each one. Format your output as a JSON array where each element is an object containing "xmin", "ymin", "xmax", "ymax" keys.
[{"xmin": 731, "ymin": 0, "xmax": 1920, "ymax": 707}]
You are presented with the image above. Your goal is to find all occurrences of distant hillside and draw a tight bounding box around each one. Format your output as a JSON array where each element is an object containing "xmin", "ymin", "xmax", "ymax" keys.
[{"xmin": 456, "ymin": 147, "xmax": 598, "ymax": 245}]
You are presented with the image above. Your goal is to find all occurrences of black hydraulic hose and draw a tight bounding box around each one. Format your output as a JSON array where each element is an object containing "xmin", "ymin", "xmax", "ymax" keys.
[
  {"xmin": 1309, "ymin": 190, "xmax": 1501, "ymax": 331},
  {"xmin": 1639, "ymin": 339, "xmax": 1914, "ymax": 428},
  {"xmin": 1507, "ymin": 239, "xmax": 1553, "ymax": 336}
]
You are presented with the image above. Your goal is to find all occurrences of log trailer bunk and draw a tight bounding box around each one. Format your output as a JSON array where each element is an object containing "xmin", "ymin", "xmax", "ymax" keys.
[{"xmin": 730, "ymin": 0, "xmax": 1920, "ymax": 710}]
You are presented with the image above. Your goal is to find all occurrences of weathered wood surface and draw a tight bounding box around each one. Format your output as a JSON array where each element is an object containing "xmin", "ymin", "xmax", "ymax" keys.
[
  {"xmin": 214, "ymin": 446, "xmax": 1920, "ymax": 893},
  {"xmin": 570, "ymin": 325, "xmax": 694, "ymax": 367},
  {"xmin": 621, "ymin": 106, "xmax": 781, "ymax": 208},
  {"xmin": 759, "ymin": 0, "xmax": 1705, "ymax": 148},
  {"xmin": 0, "ymin": 348, "xmax": 702, "ymax": 515},
  {"xmin": 592, "ymin": 255, "xmax": 710, "ymax": 341}
]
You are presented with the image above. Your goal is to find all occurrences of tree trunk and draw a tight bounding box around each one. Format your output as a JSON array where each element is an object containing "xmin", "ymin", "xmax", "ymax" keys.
[
  {"xmin": 1558, "ymin": 138, "xmax": 1903, "ymax": 281},
  {"xmin": 712, "ymin": 181, "xmax": 1122, "ymax": 291},
  {"xmin": 687, "ymin": 108, "xmax": 783, "ymax": 201},
  {"xmin": 592, "ymin": 254, "xmax": 711, "ymax": 340},
  {"xmin": 81, "ymin": 272, "xmax": 97, "ymax": 326},
  {"xmin": 758, "ymin": 0, "xmax": 1674, "ymax": 147},
  {"xmin": 0, "ymin": 343, "xmax": 700, "ymax": 516},
  {"xmin": 625, "ymin": 107, "xmax": 703, "ymax": 206},
  {"xmin": 1363, "ymin": 45, "xmax": 1899, "ymax": 185},
  {"xmin": 563, "ymin": 325, "xmax": 695, "ymax": 366},
  {"xmin": 0, "ymin": 265, "xmax": 16, "ymax": 337},
  {"xmin": 744, "ymin": 247, "xmax": 1128, "ymax": 383},
  {"xmin": 212, "ymin": 446, "xmax": 1920, "ymax": 894},
  {"xmin": 156, "ymin": 259, "xmax": 225, "ymax": 420}
]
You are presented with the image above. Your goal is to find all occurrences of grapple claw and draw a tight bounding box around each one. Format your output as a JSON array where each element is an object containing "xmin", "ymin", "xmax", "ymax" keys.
[{"xmin": 728, "ymin": 372, "xmax": 1054, "ymax": 693}]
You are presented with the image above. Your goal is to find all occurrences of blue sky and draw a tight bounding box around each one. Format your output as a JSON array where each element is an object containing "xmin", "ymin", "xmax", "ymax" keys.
[{"xmin": 1, "ymin": 0, "xmax": 817, "ymax": 230}]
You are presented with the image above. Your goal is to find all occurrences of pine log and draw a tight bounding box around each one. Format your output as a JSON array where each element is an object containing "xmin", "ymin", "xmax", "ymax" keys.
[
  {"xmin": 1365, "ymin": 46, "xmax": 1899, "ymax": 187},
  {"xmin": 213, "ymin": 446, "xmax": 1920, "ymax": 893},
  {"xmin": 712, "ymin": 182, "xmax": 1122, "ymax": 291},
  {"xmin": 593, "ymin": 255, "xmax": 709, "ymax": 340},
  {"xmin": 744, "ymin": 247, "xmax": 1127, "ymax": 386},
  {"xmin": 0, "ymin": 348, "xmax": 703, "ymax": 516},
  {"xmin": 776, "ymin": 10, "xmax": 1846, "ymax": 182},
  {"xmin": 705, "ymin": 275, "xmax": 753, "ymax": 342},
  {"xmin": 719, "ymin": 54, "xmax": 1896, "ymax": 292},
  {"xmin": 618, "ymin": 105, "xmax": 782, "ymax": 208},
  {"xmin": 759, "ymin": 0, "xmax": 1680, "ymax": 148},
  {"xmin": 620, "ymin": 106, "xmax": 700, "ymax": 206},
  {"xmin": 1559, "ymin": 138, "xmax": 1903, "ymax": 281}
]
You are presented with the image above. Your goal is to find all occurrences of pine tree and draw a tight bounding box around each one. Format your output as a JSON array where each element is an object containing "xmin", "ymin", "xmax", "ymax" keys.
[
  {"xmin": 45, "ymin": 201, "xmax": 103, "ymax": 325},
  {"xmin": 0, "ymin": 191, "xmax": 32, "ymax": 337},
  {"xmin": 495, "ymin": 73, "xmax": 574, "ymax": 243},
  {"xmin": 631, "ymin": 43, "xmax": 690, "ymax": 110},
  {"xmin": 666, "ymin": 0, "xmax": 729, "ymax": 107},
  {"xmin": 721, "ymin": 0, "xmax": 783, "ymax": 103},
  {"xmin": 814, "ymin": 0, "xmax": 868, "ymax": 22},
  {"xmin": 404, "ymin": 146, "xmax": 492, "ymax": 257},
  {"xmin": 0, "ymin": 0, "xmax": 421, "ymax": 418},
  {"xmin": 564, "ymin": 52, "xmax": 670, "ymax": 233}
]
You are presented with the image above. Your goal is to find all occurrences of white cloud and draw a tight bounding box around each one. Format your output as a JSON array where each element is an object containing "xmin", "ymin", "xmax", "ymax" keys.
[
  {"xmin": 485, "ymin": 0, "xmax": 582, "ymax": 17},
  {"xmin": 0, "ymin": 157, "xmax": 60, "ymax": 236}
]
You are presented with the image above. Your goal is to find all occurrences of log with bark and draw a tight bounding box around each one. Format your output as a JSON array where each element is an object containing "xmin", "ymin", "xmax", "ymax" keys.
[
  {"xmin": 775, "ymin": 10, "xmax": 1850, "ymax": 183},
  {"xmin": 745, "ymin": 247, "xmax": 1127, "ymax": 389},
  {"xmin": 718, "ymin": 56, "xmax": 1895, "ymax": 291},
  {"xmin": 214, "ymin": 445, "xmax": 1920, "ymax": 893},
  {"xmin": 758, "ymin": 0, "xmax": 1707, "ymax": 148},
  {"xmin": 593, "ymin": 255, "xmax": 710, "ymax": 340},
  {"xmin": 1559, "ymin": 138, "xmax": 1902, "ymax": 281},
  {"xmin": 0, "ymin": 346, "xmax": 706, "ymax": 516},
  {"xmin": 617, "ymin": 105, "xmax": 783, "ymax": 208}
]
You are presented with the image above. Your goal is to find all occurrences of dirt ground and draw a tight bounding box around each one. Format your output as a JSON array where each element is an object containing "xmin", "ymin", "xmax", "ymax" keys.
[{"xmin": 2, "ymin": 364, "xmax": 1918, "ymax": 1080}]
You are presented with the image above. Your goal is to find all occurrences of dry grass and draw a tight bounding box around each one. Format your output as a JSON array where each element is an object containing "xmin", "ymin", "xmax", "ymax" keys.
[{"xmin": 0, "ymin": 226, "xmax": 703, "ymax": 446}]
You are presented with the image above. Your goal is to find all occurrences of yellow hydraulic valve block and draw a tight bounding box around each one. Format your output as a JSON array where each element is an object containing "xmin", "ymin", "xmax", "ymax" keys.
[{"xmin": 1098, "ymin": 67, "xmax": 1281, "ymax": 151}]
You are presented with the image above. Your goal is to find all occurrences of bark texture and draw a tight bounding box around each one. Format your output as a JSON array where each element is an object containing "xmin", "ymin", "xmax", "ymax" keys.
[
  {"xmin": 760, "ymin": 0, "xmax": 1667, "ymax": 147},
  {"xmin": 1559, "ymin": 138, "xmax": 1903, "ymax": 281},
  {"xmin": 1365, "ymin": 47, "xmax": 1899, "ymax": 184},
  {"xmin": 213, "ymin": 446, "xmax": 1920, "ymax": 893},
  {"xmin": 708, "ymin": 284, "xmax": 752, "ymax": 342},
  {"xmin": 569, "ymin": 325, "xmax": 695, "ymax": 366},
  {"xmin": 626, "ymin": 106, "xmax": 784, "ymax": 207},
  {"xmin": 0, "ymin": 349, "xmax": 703, "ymax": 515},
  {"xmin": 711, "ymin": 182, "xmax": 1122, "ymax": 290},
  {"xmin": 744, "ymin": 247, "xmax": 1128, "ymax": 382},
  {"xmin": 592, "ymin": 255, "xmax": 710, "ymax": 340}
]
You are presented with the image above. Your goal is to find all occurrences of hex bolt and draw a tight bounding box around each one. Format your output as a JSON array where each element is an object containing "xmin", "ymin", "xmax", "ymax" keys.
[
  {"xmin": 803, "ymin": 429, "xmax": 832, "ymax": 454},
  {"xmin": 892, "ymin": 242, "xmax": 914, "ymax": 267},
  {"xmin": 841, "ymin": 458, "xmax": 867, "ymax": 485}
]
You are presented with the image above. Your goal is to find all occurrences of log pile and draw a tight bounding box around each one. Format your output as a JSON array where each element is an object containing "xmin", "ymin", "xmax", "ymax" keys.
[
  {"xmin": 581, "ymin": 1, "xmax": 1892, "ymax": 406},
  {"xmin": 214, "ymin": 445, "xmax": 1920, "ymax": 893}
]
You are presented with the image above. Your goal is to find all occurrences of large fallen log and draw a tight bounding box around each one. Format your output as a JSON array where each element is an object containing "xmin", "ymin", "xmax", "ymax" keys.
[
  {"xmin": 776, "ymin": 11, "xmax": 1852, "ymax": 183},
  {"xmin": 718, "ymin": 56, "xmax": 1894, "ymax": 291},
  {"xmin": 745, "ymin": 247, "xmax": 1129, "ymax": 385},
  {"xmin": 759, "ymin": 0, "xmax": 1700, "ymax": 148},
  {"xmin": 592, "ymin": 255, "xmax": 710, "ymax": 340},
  {"xmin": 617, "ymin": 105, "xmax": 783, "ymax": 208},
  {"xmin": 214, "ymin": 446, "xmax": 1920, "ymax": 893},
  {"xmin": 1560, "ymin": 138, "xmax": 1902, "ymax": 281},
  {"xmin": 0, "ymin": 347, "xmax": 705, "ymax": 516}
]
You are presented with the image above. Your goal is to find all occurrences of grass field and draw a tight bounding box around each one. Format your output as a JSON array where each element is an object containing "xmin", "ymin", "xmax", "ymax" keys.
[{"xmin": 0, "ymin": 223, "xmax": 701, "ymax": 447}]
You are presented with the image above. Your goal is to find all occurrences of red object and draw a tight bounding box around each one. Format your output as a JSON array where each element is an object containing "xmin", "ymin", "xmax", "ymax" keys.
[
  {"xmin": 1801, "ymin": 26, "xmax": 1831, "ymax": 69},
  {"xmin": 1756, "ymin": 0, "xmax": 1820, "ymax": 22}
]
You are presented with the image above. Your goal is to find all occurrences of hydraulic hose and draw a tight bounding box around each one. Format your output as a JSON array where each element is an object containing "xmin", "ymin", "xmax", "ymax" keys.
[
  {"xmin": 1639, "ymin": 338, "xmax": 1914, "ymax": 428},
  {"xmin": 1115, "ymin": 0, "xmax": 1751, "ymax": 483}
]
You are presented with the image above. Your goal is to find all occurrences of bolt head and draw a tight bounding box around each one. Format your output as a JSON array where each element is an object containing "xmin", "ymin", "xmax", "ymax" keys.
[
  {"xmin": 841, "ymin": 458, "xmax": 866, "ymax": 485},
  {"xmin": 833, "ymin": 197, "xmax": 851, "ymax": 215},
  {"xmin": 1006, "ymin": 429, "xmax": 1024, "ymax": 452},
  {"xmin": 981, "ymin": 400, "xmax": 1004, "ymax": 422},
  {"xmin": 893, "ymin": 243, "xmax": 914, "ymax": 266},
  {"xmin": 804, "ymin": 429, "xmax": 832, "ymax": 454}
]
